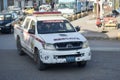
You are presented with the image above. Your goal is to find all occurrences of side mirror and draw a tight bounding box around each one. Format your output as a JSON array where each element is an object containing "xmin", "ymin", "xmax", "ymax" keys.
[
  {"xmin": 75, "ymin": 26, "xmax": 80, "ymax": 32},
  {"xmin": 19, "ymin": 17, "xmax": 23, "ymax": 21},
  {"xmin": 28, "ymin": 29, "xmax": 35, "ymax": 34}
]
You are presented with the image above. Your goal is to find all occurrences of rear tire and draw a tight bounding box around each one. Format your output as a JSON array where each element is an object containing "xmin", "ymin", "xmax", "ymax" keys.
[
  {"xmin": 77, "ymin": 61, "xmax": 87, "ymax": 67},
  {"xmin": 16, "ymin": 37, "xmax": 25, "ymax": 55},
  {"xmin": 35, "ymin": 50, "xmax": 46, "ymax": 71}
]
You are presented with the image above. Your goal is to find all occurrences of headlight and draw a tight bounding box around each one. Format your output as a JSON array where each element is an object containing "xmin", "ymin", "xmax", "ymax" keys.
[
  {"xmin": 82, "ymin": 41, "xmax": 89, "ymax": 48},
  {"xmin": 43, "ymin": 43, "xmax": 55, "ymax": 50}
]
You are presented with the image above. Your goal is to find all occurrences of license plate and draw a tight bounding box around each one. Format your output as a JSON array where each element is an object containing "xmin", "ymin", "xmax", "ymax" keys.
[{"xmin": 66, "ymin": 56, "xmax": 75, "ymax": 62}]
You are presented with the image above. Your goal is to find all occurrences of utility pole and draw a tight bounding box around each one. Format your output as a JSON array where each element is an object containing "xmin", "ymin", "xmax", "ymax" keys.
[
  {"xmin": 3, "ymin": 0, "xmax": 8, "ymax": 10},
  {"xmin": 96, "ymin": 0, "xmax": 106, "ymax": 18},
  {"xmin": 113, "ymin": 0, "xmax": 116, "ymax": 10},
  {"xmin": 0, "ymin": 1, "xmax": 1, "ymax": 11},
  {"xmin": 96, "ymin": 0, "xmax": 100, "ymax": 18},
  {"xmin": 119, "ymin": 0, "xmax": 120, "ymax": 8},
  {"xmin": 99, "ymin": 0, "xmax": 104, "ymax": 18}
]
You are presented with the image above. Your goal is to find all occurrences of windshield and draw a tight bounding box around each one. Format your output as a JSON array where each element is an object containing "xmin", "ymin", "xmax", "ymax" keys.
[
  {"xmin": 37, "ymin": 20, "xmax": 76, "ymax": 34},
  {"xmin": 4, "ymin": 14, "xmax": 12, "ymax": 20},
  {"xmin": 0, "ymin": 14, "xmax": 11, "ymax": 20},
  {"xmin": 58, "ymin": 3, "xmax": 75, "ymax": 9}
]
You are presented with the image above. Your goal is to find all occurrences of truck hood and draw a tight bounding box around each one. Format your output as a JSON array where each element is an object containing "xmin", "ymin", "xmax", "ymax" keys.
[{"xmin": 39, "ymin": 32, "xmax": 86, "ymax": 43}]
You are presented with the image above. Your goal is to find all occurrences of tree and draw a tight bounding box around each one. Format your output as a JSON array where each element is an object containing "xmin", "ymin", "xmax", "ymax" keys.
[{"xmin": 46, "ymin": 0, "xmax": 52, "ymax": 3}]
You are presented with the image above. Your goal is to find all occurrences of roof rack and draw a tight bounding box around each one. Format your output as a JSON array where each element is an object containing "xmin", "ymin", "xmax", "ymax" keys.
[{"xmin": 32, "ymin": 11, "xmax": 62, "ymax": 16}]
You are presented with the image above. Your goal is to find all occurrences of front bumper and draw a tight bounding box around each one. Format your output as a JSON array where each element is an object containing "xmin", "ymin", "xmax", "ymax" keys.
[
  {"xmin": 39, "ymin": 47, "xmax": 91, "ymax": 64},
  {"xmin": 0, "ymin": 25, "xmax": 11, "ymax": 31}
]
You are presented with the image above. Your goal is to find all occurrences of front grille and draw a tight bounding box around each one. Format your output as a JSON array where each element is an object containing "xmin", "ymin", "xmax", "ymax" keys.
[
  {"xmin": 0, "ymin": 24, "xmax": 4, "ymax": 27},
  {"xmin": 0, "ymin": 25, "xmax": 3, "ymax": 28},
  {"xmin": 54, "ymin": 41, "xmax": 83, "ymax": 50},
  {"xmin": 57, "ymin": 54, "xmax": 82, "ymax": 58}
]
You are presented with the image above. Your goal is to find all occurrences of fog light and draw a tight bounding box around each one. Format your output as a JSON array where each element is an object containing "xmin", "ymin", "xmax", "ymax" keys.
[
  {"xmin": 44, "ymin": 56, "xmax": 49, "ymax": 60},
  {"xmin": 53, "ymin": 55, "xmax": 58, "ymax": 59}
]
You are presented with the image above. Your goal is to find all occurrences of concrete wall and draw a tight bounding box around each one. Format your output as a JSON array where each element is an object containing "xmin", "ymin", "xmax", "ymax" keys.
[
  {"xmin": 0, "ymin": 0, "xmax": 14, "ymax": 11},
  {"xmin": 8, "ymin": 0, "xmax": 14, "ymax": 6},
  {"xmin": 14, "ymin": 0, "xmax": 25, "ymax": 8}
]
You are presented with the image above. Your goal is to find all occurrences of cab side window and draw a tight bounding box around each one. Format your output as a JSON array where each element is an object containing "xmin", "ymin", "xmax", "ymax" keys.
[
  {"xmin": 29, "ymin": 20, "xmax": 35, "ymax": 34},
  {"xmin": 24, "ymin": 18, "xmax": 31, "ymax": 29}
]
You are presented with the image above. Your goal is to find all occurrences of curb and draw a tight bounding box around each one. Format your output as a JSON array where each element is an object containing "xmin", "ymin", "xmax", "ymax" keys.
[
  {"xmin": 85, "ymin": 36, "xmax": 119, "ymax": 40},
  {"xmin": 118, "ymin": 30, "xmax": 120, "ymax": 40},
  {"xmin": 91, "ymin": 47, "xmax": 120, "ymax": 51},
  {"xmin": 80, "ymin": 31, "xmax": 120, "ymax": 40}
]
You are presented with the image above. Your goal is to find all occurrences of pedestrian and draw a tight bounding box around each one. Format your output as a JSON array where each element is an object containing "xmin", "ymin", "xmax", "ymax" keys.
[
  {"xmin": 96, "ymin": 18, "xmax": 102, "ymax": 28},
  {"xmin": 39, "ymin": 7, "xmax": 46, "ymax": 12},
  {"xmin": 50, "ymin": 2, "xmax": 55, "ymax": 11}
]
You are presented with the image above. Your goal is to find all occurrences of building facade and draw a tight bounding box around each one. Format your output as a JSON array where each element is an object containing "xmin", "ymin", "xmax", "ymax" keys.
[
  {"xmin": 0, "ymin": 0, "xmax": 46, "ymax": 11},
  {"xmin": 14, "ymin": 0, "xmax": 57, "ymax": 9},
  {"xmin": 14, "ymin": 0, "xmax": 46, "ymax": 9},
  {"xmin": 0, "ymin": 0, "xmax": 14, "ymax": 11},
  {"xmin": 0, "ymin": 0, "xmax": 4, "ymax": 11}
]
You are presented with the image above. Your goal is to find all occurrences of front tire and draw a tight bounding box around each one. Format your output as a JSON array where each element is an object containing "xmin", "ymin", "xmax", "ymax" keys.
[
  {"xmin": 16, "ymin": 38, "xmax": 25, "ymax": 55},
  {"xmin": 77, "ymin": 61, "xmax": 87, "ymax": 67},
  {"xmin": 35, "ymin": 50, "xmax": 46, "ymax": 71}
]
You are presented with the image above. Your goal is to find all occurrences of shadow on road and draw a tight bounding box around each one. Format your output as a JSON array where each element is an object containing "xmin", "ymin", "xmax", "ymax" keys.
[{"xmin": 81, "ymin": 29, "xmax": 109, "ymax": 40}]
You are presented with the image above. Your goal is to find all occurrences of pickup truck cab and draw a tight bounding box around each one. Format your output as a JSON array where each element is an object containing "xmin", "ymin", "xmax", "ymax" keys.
[{"xmin": 14, "ymin": 12, "xmax": 91, "ymax": 70}]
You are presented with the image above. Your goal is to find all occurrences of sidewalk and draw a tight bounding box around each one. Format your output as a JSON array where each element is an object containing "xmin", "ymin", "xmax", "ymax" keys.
[{"xmin": 71, "ymin": 14, "xmax": 120, "ymax": 40}]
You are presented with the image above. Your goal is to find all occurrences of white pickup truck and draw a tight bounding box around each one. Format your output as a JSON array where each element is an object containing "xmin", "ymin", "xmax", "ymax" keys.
[{"xmin": 14, "ymin": 12, "xmax": 91, "ymax": 70}]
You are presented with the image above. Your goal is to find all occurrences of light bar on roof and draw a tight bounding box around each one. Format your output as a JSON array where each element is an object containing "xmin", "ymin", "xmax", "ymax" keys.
[{"xmin": 33, "ymin": 12, "xmax": 62, "ymax": 16}]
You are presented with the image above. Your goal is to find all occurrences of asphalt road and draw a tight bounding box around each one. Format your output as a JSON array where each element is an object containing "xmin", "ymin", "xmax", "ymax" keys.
[
  {"xmin": 0, "ymin": 34, "xmax": 120, "ymax": 80},
  {"xmin": 0, "ymin": 34, "xmax": 120, "ymax": 51},
  {"xmin": 0, "ymin": 50, "xmax": 120, "ymax": 80}
]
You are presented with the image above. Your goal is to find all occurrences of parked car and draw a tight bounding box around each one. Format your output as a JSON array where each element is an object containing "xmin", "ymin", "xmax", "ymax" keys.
[
  {"xmin": 103, "ymin": 15, "xmax": 118, "ymax": 31},
  {"xmin": 96, "ymin": 9, "xmax": 119, "ymax": 32},
  {"xmin": 114, "ymin": 8, "xmax": 120, "ymax": 28},
  {"xmin": 39, "ymin": 4, "xmax": 51, "ymax": 12},
  {"xmin": 0, "ymin": 13, "xmax": 17, "ymax": 33}
]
